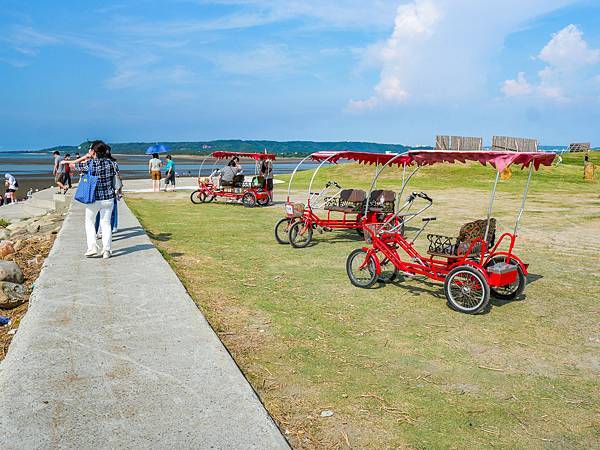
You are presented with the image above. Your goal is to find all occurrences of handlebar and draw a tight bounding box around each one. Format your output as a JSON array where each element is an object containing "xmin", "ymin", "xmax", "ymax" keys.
[
  {"xmin": 325, "ymin": 181, "xmax": 342, "ymax": 189},
  {"xmin": 408, "ymin": 191, "xmax": 433, "ymax": 203}
]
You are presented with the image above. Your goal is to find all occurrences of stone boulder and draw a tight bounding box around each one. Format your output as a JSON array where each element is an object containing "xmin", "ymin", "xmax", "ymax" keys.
[
  {"xmin": 0, "ymin": 261, "xmax": 24, "ymax": 284},
  {"xmin": 10, "ymin": 229, "xmax": 27, "ymax": 239},
  {"xmin": 7, "ymin": 221, "xmax": 29, "ymax": 232},
  {"xmin": 0, "ymin": 242, "xmax": 15, "ymax": 258},
  {"xmin": 0, "ymin": 229, "xmax": 10, "ymax": 240},
  {"xmin": 0, "ymin": 282, "xmax": 28, "ymax": 309}
]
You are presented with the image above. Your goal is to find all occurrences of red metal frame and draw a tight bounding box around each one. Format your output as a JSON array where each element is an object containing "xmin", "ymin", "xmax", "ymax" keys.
[
  {"xmin": 196, "ymin": 179, "xmax": 270, "ymax": 203},
  {"xmin": 194, "ymin": 151, "xmax": 275, "ymax": 205},
  {"xmin": 361, "ymin": 225, "xmax": 525, "ymax": 288},
  {"xmin": 285, "ymin": 203, "xmax": 384, "ymax": 235}
]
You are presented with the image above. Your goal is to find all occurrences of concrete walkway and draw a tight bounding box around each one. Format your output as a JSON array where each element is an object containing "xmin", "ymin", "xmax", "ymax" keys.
[{"xmin": 0, "ymin": 200, "xmax": 288, "ymax": 449}]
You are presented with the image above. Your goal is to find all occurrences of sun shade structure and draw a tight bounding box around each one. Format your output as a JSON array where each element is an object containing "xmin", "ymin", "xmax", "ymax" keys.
[
  {"xmin": 211, "ymin": 151, "xmax": 276, "ymax": 161},
  {"xmin": 309, "ymin": 151, "xmax": 412, "ymax": 166},
  {"xmin": 406, "ymin": 150, "xmax": 556, "ymax": 173}
]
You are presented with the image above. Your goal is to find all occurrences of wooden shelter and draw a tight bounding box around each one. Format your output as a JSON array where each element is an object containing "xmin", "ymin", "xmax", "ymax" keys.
[
  {"xmin": 435, "ymin": 135, "xmax": 483, "ymax": 151},
  {"xmin": 492, "ymin": 136, "xmax": 538, "ymax": 152}
]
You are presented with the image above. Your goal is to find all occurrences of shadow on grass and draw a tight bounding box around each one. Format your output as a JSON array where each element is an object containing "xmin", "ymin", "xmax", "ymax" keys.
[{"xmin": 147, "ymin": 231, "xmax": 173, "ymax": 242}]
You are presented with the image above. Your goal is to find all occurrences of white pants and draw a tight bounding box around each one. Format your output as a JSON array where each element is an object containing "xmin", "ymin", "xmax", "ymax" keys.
[{"xmin": 84, "ymin": 199, "xmax": 114, "ymax": 253}]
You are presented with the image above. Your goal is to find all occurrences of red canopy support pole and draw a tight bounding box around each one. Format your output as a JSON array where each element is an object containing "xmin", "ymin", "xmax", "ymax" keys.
[
  {"xmin": 484, "ymin": 170, "xmax": 500, "ymax": 243},
  {"xmin": 514, "ymin": 163, "xmax": 534, "ymax": 237}
]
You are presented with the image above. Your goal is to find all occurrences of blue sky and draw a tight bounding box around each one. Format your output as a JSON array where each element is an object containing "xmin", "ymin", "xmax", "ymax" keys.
[{"xmin": 1, "ymin": 0, "xmax": 599, "ymax": 149}]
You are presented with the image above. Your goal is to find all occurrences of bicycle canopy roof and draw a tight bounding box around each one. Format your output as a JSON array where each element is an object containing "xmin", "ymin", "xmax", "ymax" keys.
[
  {"xmin": 406, "ymin": 150, "xmax": 556, "ymax": 172},
  {"xmin": 309, "ymin": 151, "xmax": 412, "ymax": 166},
  {"xmin": 309, "ymin": 150, "xmax": 555, "ymax": 172},
  {"xmin": 211, "ymin": 151, "xmax": 276, "ymax": 161}
]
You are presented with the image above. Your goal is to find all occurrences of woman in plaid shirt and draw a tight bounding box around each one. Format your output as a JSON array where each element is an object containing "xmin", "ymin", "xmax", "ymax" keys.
[{"xmin": 67, "ymin": 141, "xmax": 118, "ymax": 259}]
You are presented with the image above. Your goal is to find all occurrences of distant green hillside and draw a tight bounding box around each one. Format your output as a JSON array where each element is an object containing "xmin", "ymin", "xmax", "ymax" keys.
[{"xmin": 42, "ymin": 140, "xmax": 427, "ymax": 156}]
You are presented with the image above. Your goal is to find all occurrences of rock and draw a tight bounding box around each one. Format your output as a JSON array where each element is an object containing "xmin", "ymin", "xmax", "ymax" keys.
[
  {"xmin": 6, "ymin": 220, "xmax": 30, "ymax": 232},
  {"xmin": 13, "ymin": 240, "xmax": 24, "ymax": 251},
  {"xmin": 0, "ymin": 261, "xmax": 24, "ymax": 283},
  {"xmin": 0, "ymin": 242, "xmax": 15, "ymax": 258},
  {"xmin": 51, "ymin": 225, "xmax": 62, "ymax": 234},
  {"xmin": 320, "ymin": 410, "xmax": 334, "ymax": 418},
  {"xmin": 27, "ymin": 222, "xmax": 41, "ymax": 234},
  {"xmin": 10, "ymin": 229, "xmax": 27, "ymax": 238},
  {"xmin": 0, "ymin": 281, "xmax": 28, "ymax": 309},
  {"xmin": 0, "ymin": 229, "xmax": 10, "ymax": 240}
]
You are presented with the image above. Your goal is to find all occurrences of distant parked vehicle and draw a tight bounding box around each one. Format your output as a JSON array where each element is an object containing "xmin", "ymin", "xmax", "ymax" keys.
[{"xmin": 190, "ymin": 151, "xmax": 274, "ymax": 208}]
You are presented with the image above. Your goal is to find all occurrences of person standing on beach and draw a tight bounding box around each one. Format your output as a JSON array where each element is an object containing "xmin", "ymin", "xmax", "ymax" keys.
[
  {"xmin": 63, "ymin": 154, "xmax": 72, "ymax": 192},
  {"xmin": 67, "ymin": 140, "xmax": 117, "ymax": 259},
  {"xmin": 53, "ymin": 151, "xmax": 67, "ymax": 194},
  {"xmin": 164, "ymin": 155, "xmax": 176, "ymax": 192},
  {"xmin": 4, "ymin": 173, "xmax": 18, "ymax": 204},
  {"xmin": 260, "ymin": 158, "xmax": 274, "ymax": 204},
  {"xmin": 148, "ymin": 153, "xmax": 162, "ymax": 192}
]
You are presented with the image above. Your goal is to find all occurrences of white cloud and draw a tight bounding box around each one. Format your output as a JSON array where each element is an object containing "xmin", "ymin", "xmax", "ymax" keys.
[
  {"xmin": 347, "ymin": 0, "xmax": 439, "ymax": 110},
  {"xmin": 503, "ymin": 24, "xmax": 600, "ymax": 101},
  {"xmin": 348, "ymin": 0, "xmax": 577, "ymax": 112},
  {"xmin": 539, "ymin": 24, "xmax": 600, "ymax": 67},
  {"xmin": 502, "ymin": 72, "xmax": 533, "ymax": 97}
]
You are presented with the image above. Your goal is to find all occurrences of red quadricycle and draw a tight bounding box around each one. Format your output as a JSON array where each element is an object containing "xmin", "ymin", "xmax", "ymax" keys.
[
  {"xmin": 190, "ymin": 151, "xmax": 275, "ymax": 208},
  {"xmin": 346, "ymin": 150, "xmax": 556, "ymax": 314},
  {"xmin": 274, "ymin": 151, "xmax": 410, "ymax": 248}
]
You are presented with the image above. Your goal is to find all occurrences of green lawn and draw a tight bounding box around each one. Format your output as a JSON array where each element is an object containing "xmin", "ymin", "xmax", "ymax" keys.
[{"xmin": 127, "ymin": 155, "xmax": 599, "ymax": 449}]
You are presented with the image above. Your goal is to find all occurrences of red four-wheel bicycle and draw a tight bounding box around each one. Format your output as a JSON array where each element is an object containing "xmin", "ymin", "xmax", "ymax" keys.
[
  {"xmin": 275, "ymin": 151, "xmax": 411, "ymax": 248},
  {"xmin": 346, "ymin": 150, "xmax": 556, "ymax": 314},
  {"xmin": 191, "ymin": 151, "xmax": 274, "ymax": 208}
]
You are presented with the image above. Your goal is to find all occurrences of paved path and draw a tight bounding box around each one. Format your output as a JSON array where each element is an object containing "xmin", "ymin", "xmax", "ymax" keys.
[{"xmin": 0, "ymin": 200, "xmax": 288, "ymax": 449}]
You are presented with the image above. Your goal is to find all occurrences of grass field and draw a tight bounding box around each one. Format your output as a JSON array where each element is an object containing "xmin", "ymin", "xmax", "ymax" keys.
[{"xmin": 127, "ymin": 153, "xmax": 599, "ymax": 449}]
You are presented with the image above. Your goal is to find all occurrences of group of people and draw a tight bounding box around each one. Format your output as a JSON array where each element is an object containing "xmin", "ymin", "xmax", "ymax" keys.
[
  {"xmin": 218, "ymin": 156, "xmax": 274, "ymax": 203},
  {"xmin": 56, "ymin": 141, "xmax": 123, "ymax": 259},
  {"xmin": 0, "ymin": 173, "xmax": 19, "ymax": 206},
  {"xmin": 148, "ymin": 153, "xmax": 176, "ymax": 192},
  {"xmin": 53, "ymin": 150, "xmax": 80, "ymax": 194}
]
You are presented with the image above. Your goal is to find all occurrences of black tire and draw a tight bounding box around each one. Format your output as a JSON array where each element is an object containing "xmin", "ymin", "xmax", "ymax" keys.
[
  {"xmin": 257, "ymin": 196, "xmax": 270, "ymax": 207},
  {"xmin": 206, "ymin": 194, "xmax": 215, "ymax": 202},
  {"xmin": 378, "ymin": 258, "xmax": 398, "ymax": 283},
  {"xmin": 190, "ymin": 190, "xmax": 204, "ymax": 204},
  {"xmin": 242, "ymin": 192, "xmax": 256, "ymax": 208},
  {"xmin": 288, "ymin": 221, "xmax": 313, "ymax": 248},
  {"xmin": 485, "ymin": 256, "xmax": 526, "ymax": 300},
  {"xmin": 274, "ymin": 218, "xmax": 292, "ymax": 244},
  {"xmin": 444, "ymin": 266, "xmax": 490, "ymax": 314},
  {"xmin": 346, "ymin": 248, "xmax": 378, "ymax": 288}
]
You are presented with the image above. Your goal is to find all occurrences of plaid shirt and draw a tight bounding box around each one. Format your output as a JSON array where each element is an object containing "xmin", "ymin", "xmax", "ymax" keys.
[{"xmin": 76, "ymin": 159, "xmax": 118, "ymax": 201}]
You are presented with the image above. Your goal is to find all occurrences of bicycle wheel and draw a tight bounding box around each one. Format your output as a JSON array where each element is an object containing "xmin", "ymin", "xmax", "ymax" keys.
[
  {"xmin": 378, "ymin": 257, "xmax": 398, "ymax": 283},
  {"xmin": 190, "ymin": 190, "xmax": 204, "ymax": 204},
  {"xmin": 444, "ymin": 266, "xmax": 490, "ymax": 314},
  {"xmin": 274, "ymin": 218, "xmax": 293, "ymax": 244},
  {"xmin": 346, "ymin": 248, "xmax": 378, "ymax": 288},
  {"xmin": 288, "ymin": 221, "xmax": 313, "ymax": 248}
]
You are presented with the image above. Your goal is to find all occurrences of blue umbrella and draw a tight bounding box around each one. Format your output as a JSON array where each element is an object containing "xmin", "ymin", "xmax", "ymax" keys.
[{"xmin": 145, "ymin": 144, "xmax": 170, "ymax": 155}]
